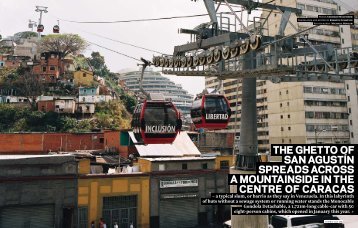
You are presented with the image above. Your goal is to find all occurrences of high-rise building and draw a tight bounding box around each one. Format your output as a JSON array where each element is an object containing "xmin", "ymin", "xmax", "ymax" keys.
[
  {"xmin": 205, "ymin": 0, "xmax": 357, "ymax": 149},
  {"xmin": 118, "ymin": 68, "xmax": 194, "ymax": 116}
]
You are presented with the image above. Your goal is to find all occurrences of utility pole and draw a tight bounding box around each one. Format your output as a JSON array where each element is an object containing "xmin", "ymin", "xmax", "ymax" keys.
[{"xmin": 35, "ymin": 6, "xmax": 48, "ymax": 38}]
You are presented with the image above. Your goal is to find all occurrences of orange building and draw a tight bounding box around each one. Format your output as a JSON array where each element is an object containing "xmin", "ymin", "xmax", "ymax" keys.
[
  {"xmin": 32, "ymin": 52, "xmax": 65, "ymax": 83},
  {"xmin": 37, "ymin": 100, "xmax": 56, "ymax": 112}
]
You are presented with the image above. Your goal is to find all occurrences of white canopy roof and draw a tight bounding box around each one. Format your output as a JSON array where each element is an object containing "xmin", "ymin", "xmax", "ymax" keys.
[{"xmin": 129, "ymin": 131, "xmax": 201, "ymax": 157}]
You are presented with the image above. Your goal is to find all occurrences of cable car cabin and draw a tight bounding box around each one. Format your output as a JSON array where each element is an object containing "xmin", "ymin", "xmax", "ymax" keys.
[
  {"xmin": 191, "ymin": 94, "xmax": 231, "ymax": 130},
  {"xmin": 37, "ymin": 24, "xmax": 44, "ymax": 32},
  {"xmin": 132, "ymin": 100, "xmax": 182, "ymax": 144},
  {"xmin": 53, "ymin": 25, "xmax": 60, "ymax": 33}
]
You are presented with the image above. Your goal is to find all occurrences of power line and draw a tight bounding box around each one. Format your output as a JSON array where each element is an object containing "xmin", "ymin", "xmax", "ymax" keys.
[{"xmin": 87, "ymin": 40, "xmax": 142, "ymax": 62}]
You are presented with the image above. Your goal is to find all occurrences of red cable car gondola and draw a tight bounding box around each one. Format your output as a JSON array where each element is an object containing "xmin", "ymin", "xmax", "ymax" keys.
[
  {"xmin": 132, "ymin": 100, "xmax": 182, "ymax": 144},
  {"xmin": 53, "ymin": 25, "xmax": 60, "ymax": 33},
  {"xmin": 37, "ymin": 24, "xmax": 44, "ymax": 33},
  {"xmin": 190, "ymin": 94, "xmax": 231, "ymax": 130}
]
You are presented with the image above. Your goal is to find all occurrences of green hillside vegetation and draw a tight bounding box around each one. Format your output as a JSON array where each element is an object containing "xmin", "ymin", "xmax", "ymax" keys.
[
  {"xmin": 0, "ymin": 34, "xmax": 137, "ymax": 132},
  {"xmin": 0, "ymin": 101, "xmax": 131, "ymax": 132}
]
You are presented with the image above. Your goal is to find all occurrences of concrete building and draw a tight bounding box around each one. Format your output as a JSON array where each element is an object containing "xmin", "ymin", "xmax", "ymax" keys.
[
  {"xmin": 78, "ymin": 86, "xmax": 113, "ymax": 104},
  {"xmin": 137, "ymin": 156, "xmax": 230, "ymax": 228},
  {"xmin": 54, "ymin": 97, "xmax": 76, "ymax": 113},
  {"xmin": 13, "ymin": 36, "xmax": 39, "ymax": 59},
  {"xmin": 77, "ymin": 159, "xmax": 150, "ymax": 228},
  {"xmin": 206, "ymin": 0, "xmax": 357, "ymax": 148},
  {"xmin": 127, "ymin": 131, "xmax": 232, "ymax": 227},
  {"xmin": 74, "ymin": 69, "xmax": 94, "ymax": 86},
  {"xmin": 261, "ymin": 0, "xmax": 355, "ymax": 144},
  {"xmin": 118, "ymin": 68, "xmax": 193, "ymax": 116},
  {"xmin": 0, "ymin": 155, "xmax": 77, "ymax": 227}
]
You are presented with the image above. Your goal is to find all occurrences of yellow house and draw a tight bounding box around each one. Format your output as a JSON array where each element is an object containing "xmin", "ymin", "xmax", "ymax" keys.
[
  {"xmin": 73, "ymin": 69, "xmax": 94, "ymax": 86},
  {"xmin": 77, "ymin": 159, "xmax": 150, "ymax": 228}
]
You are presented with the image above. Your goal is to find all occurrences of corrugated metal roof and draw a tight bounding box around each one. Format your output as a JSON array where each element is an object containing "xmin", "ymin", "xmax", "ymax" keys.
[{"xmin": 130, "ymin": 131, "xmax": 201, "ymax": 157}]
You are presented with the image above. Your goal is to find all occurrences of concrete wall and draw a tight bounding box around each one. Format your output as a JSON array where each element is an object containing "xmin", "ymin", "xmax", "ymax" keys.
[
  {"xmin": 0, "ymin": 155, "xmax": 77, "ymax": 228},
  {"xmin": 0, "ymin": 132, "xmax": 105, "ymax": 154}
]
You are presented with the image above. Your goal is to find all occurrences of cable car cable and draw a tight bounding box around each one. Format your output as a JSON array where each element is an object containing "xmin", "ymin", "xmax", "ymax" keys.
[
  {"xmin": 86, "ymin": 40, "xmax": 142, "ymax": 62},
  {"xmin": 78, "ymin": 30, "xmax": 167, "ymax": 55},
  {"xmin": 56, "ymin": 10, "xmax": 244, "ymax": 24},
  {"xmin": 48, "ymin": 14, "xmax": 169, "ymax": 55}
]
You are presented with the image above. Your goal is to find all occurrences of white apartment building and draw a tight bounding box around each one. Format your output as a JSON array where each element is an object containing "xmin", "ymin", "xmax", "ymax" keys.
[{"xmin": 205, "ymin": 0, "xmax": 357, "ymax": 149}]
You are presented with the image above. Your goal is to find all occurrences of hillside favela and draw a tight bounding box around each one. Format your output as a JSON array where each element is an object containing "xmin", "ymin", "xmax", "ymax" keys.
[{"xmin": 0, "ymin": 0, "xmax": 358, "ymax": 228}]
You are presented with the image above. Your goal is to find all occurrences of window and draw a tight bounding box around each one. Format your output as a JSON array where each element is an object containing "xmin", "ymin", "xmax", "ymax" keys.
[
  {"xmin": 289, "ymin": 139, "xmax": 292, "ymax": 144},
  {"xmin": 50, "ymin": 66, "xmax": 56, "ymax": 71},
  {"xmin": 279, "ymin": 91, "xmax": 281, "ymax": 95},
  {"xmin": 286, "ymin": 90, "xmax": 288, "ymax": 94},
  {"xmin": 282, "ymin": 139, "xmax": 285, "ymax": 143},
  {"xmin": 202, "ymin": 163, "xmax": 208, "ymax": 169},
  {"xmin": 348, "ymin": 96, "xmax": 350, "ymax": 102},
  {"xmin": 342, "ymin": 38, "xmax": 344, "ymax": 44},
  {"xmin": 304, "ymin": 87, "xmax": 312, "ymax": 93},
  {"xmin": 83, "ymin": 73, "xmax": 86, "ymax": 77},
  {"xmin": 351, "ymin": 132, "xmax": 354, "ymax": 138},
  {"xmin": 159, "ymin": 164, "xmax": 165, "ymax": 171},
  {"xmin": 220, "ymin": 160, "xmax": 229, "ymax": 170},
  {"xmin": 99, "ymin": 138, "xmax": 104, "ymax": 143},
  {"xmin": 280, "ymin": 103, "xmax": 282, "ymax": 107},
  {"xmin": 78, "ymin": 207, "xmax": 88, "ymax": 228},
  {"xmin": 42, "ymin": 66, "xmax": 46, "ymax": 72},
  {"xmin": 281, "ymin": 115, "xmax": 283, "ymax": 119},
  {"xmin": 102, "ymin": 195, "xmax": 137, "ymax": 228},
  {"xmin": 305, "ymin": 112, "xmax": 314, "ymax": 118},
  {"xmin": 287, "ymin": 102, "xmax": 289, "ymax": 106},
  {"xmin": 182, "ymin": 163, "xmax": 188, "ymax": 170},
  {"xmin": 350, "ymin": 120, "xmax": 353, "ymax": 125},
  {"xmin": 288, "ymin": 114, "xmax": 291, "ymax": 119},
  {"xmin": 347, "ymin": 84, "xmax": 349, "ymax": 90},
  {"xmin": 288, "ymin": 127, "xmax": 291, "ymax": 131},
  {"xmin": 349, "ymin": 108, "xmax": 351, "ymax": 114},
  {"xmin": 341, "ymin": 28, "xmax": 343, "ymax": 33},
  {"xmin": 281, "ymin": 127, "xmax": 284, "ymax": 131}
]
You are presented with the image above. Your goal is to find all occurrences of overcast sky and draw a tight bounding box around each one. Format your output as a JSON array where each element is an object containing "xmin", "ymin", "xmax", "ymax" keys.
[{"xmin": 0, "ymin": 0, "xmax": 357, "ymax": 95}]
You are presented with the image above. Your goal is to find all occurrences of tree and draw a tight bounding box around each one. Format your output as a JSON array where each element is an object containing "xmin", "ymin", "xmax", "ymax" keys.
[
  {"xmin": 13, "ymin": 31, "xmax": 37, "ymax": 42},
  {"xmin": 13, "ymin": 69, "xmax": 44, "ymax": 110},
  {"xmin": 94, "ymin": 100, "xmax": 131, "ymax": 129},
  {"xmin": 88, "ymin": 51, "xmax": 110, "ymax": 76},
  {"xmin": 39, "ymin": 34, "xmax": 88, "ymax": 57},
  {"xmin": 121, "ymin": 93, "xmax": 137, "ymax": 113}
]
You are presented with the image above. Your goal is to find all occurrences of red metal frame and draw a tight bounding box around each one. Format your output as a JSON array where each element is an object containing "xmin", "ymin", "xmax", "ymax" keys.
[
  {"xmin": 192, "ymin": 95, "xmax": 231, "ymax": 130},
  {"xmin": 139, "ymin": 100, "xmax": 181, "ymax": 144}
]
